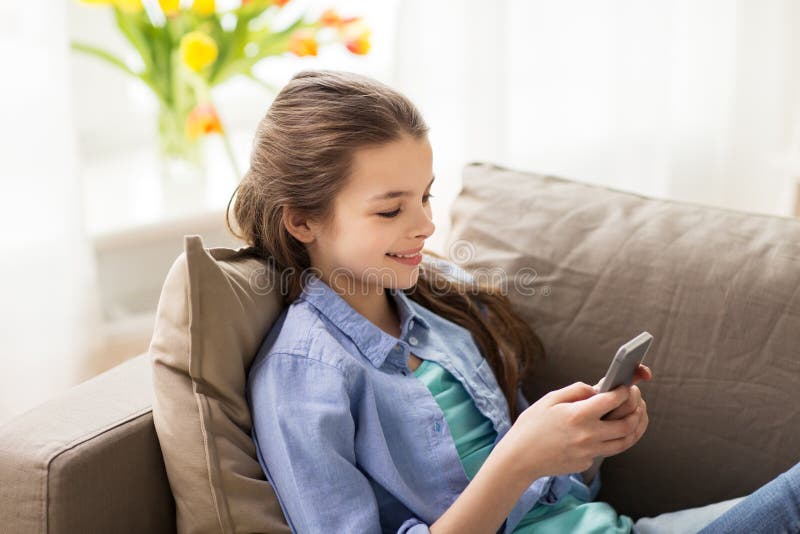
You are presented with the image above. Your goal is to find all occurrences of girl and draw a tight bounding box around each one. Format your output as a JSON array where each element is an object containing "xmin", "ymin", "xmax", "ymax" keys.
[{"xmin": 233, "ymin": 69, "xmax": 800, "ymax": 533}]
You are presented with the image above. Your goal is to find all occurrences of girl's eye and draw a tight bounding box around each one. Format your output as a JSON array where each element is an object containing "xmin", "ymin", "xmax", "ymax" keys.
[
  {"xmin": 377, "ymin": 208, "xmax": 401, "ymax": 218},
  {"xmin": 377, "ymin": 193, "xmax": 434, "ymax": 218}
]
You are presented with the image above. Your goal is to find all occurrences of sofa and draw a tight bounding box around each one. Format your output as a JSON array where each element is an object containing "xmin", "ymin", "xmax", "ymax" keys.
[{"xmin": 1, "ymin": 160, "xmax": 798, "ymax": 533}]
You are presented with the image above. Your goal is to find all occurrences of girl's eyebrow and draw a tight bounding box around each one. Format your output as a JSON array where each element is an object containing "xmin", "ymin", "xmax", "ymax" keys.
[{"xmin": 369, "ymin": 175, "xmax": 435, "ymax": 201}]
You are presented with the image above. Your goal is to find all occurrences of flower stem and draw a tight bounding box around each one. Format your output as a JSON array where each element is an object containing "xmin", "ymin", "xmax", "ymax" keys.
[{"xmin": 182, "ymin": 69, "xmax": 241, "ymax": 181}]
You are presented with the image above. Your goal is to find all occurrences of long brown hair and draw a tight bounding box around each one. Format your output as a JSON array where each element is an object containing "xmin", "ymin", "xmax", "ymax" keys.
[{"xmin": 226, "ymin": 69, "xmax": 544, "ymax": 423}]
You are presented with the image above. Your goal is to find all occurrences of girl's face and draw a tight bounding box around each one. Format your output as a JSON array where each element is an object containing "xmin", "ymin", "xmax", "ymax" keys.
[{"xmin": 307, "ymin": 134, "xmax": 436, "ymax": 292}]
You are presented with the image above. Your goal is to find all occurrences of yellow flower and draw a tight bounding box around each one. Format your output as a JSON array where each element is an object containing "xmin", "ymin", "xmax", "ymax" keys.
[
  {"xmin": 179, "ymin": 31, "xmax": 219, "ymax": 72},
  {"xmin": 192, "ymin": 0, "xmax": 215, "ymax": 16},
  {"xmin": 114, "ymin": 0, "xmax": 143, "ymax": 13},
  {"xmin": 287, "ymin": 28, "xmax": 317, "ymax": 57},
  {"xmin": 159, "ymin": 0, "xmax": 180, "ymax": 16},
  {"xmin": 186, "ymin": 103, "xmax": 223, "ymax": 139},
  {"xmin": 78, "ymin": 0, "xmax": 143, "ymax": 12}
]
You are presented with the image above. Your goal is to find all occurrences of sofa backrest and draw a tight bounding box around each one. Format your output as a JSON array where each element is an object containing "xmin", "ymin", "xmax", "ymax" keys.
[{"xmin": 446, "ymin": 161, "xmax": 800, "ymax": 518}]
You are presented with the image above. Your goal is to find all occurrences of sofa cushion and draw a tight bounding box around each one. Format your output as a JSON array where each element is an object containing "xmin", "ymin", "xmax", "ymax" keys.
[
  {"xmin": 446, "ymin": 161, "xmax": 800, "ymax": 519},
  {"xmin": 149, "ymin": 236, "xmax": 290, "ymax": 534}
]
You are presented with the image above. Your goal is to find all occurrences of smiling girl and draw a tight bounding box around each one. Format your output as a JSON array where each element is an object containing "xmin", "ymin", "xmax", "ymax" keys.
[{"xmin": 233, "ymin": 70, "xmax": 800, "ymax": 533}]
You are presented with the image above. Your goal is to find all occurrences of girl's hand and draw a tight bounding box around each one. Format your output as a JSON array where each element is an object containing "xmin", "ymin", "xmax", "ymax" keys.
[
  {"xmin": 592, "ymin": 364, "xmax": 653, "ymax": 421},
  {"xmin": 500, "ymin": 380, "xmax": 646, "ymax": 483}
]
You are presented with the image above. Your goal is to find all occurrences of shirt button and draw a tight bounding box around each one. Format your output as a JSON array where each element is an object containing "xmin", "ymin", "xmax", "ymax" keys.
[
  {"xmin": 409, "ymin": 337, "xmax": 418, "ymax": 346},
  {"xmin": 433, "ymin": 421, "xmax": 442, "ymax": 432}
]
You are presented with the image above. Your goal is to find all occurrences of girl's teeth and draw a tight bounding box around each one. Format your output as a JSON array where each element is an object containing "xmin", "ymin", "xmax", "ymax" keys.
[{"xmin": 388, "ymin": 252, "xmax": 417, "ymax": 258}]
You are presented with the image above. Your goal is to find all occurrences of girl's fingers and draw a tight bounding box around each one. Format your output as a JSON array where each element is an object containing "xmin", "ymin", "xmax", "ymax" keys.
[
  {"xmin": 597, "ymin": 425, "xmax": 642, "ymax": 457},
  {"xmin": 595, "ymin": 364, "xmax": 653, "ymax": 390},
  {"xmin": 605, "ymin": 386, "xmax": 642, "ymax": 420},
  {"xmin": 592, "ymin": 377, "xmax": 604, "ymax": 391},
  {"xmin": 596, "ymin": 402, "xmax": 649, "ymax": 455},
  {"xmin": 595, "ymin": 405, "xmax": 643, "ymax": 442},
  {"xmin": 578, "ymin": 386, "xmax": 630, "ymax": 420},
  {"xmin": 631, "ymin": 364, "xmax": 653, "ymax": 386},
  {"xmin": 639, "ymin": 364, "xmax": 653, "ymax": 379}
]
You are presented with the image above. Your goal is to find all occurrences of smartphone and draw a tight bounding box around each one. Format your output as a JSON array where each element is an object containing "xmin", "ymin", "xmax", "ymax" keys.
[
  {"xmin": 596, "ymin": 331, "xmax": 653, "ymax": 420},
  {"xmin": 585, "ymin": 331, "xmax": 653, "ymax": 471}
]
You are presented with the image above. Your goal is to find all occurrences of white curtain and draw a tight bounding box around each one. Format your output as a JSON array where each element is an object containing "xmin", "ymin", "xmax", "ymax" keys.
[
  {"xmin": 392, "ymin": 0, "xmax": 800, "ymax": 256},
  {"xmin": 2, "ymin": 0, "xmax": 797, "ymax": 424},
  {"xmin": 0, "ymin": 1, "xmax": 102, "ymax": 426}
]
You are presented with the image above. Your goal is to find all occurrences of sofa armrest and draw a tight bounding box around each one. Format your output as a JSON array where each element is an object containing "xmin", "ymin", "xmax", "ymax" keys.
[{"xmin": 0, "ymin": 352, "xmax": 175, "ymax": 534}]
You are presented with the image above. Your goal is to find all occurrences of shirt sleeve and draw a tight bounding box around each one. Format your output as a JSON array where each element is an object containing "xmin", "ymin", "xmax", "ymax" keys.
[
  {"xmin": 398, "ymin": 518, "xmax": 435, "ymax": 533},
  {"xmin": 248, "ymin": 352, "xmax": 422, "ymax": 533}
]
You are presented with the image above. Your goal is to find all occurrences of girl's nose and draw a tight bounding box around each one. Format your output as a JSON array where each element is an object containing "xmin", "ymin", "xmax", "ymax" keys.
[{"xmin": 415, "ymin": 209, "xmax": 435, "ymax": 239}]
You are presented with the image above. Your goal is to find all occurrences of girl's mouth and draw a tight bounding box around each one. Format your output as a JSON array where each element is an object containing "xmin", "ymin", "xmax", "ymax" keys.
[{"xmin": 386, "ymin": 252, "xmax": 423, "ymax": 266}]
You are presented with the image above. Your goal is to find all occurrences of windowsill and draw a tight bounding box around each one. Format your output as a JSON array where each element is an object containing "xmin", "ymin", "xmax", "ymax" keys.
[
  {"xmin": 79, "ymin": 129, "xmax": 250, "ymax": 355},
  {"xmin": 81, "ymin": 128, "xmax": 253, "ymax": 248}
]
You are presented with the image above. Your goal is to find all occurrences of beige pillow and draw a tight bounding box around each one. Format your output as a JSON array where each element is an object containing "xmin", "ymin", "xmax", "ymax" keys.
[
  {"xmin": 149, "ymin": 235, "xmax": 478, "ymax": 533},
  {"xmin": 149, "ymin": 235, "xmax": 291, "ymax": 534}
]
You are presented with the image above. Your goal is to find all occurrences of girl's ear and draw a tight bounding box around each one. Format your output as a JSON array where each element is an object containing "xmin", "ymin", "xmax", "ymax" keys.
[{"xmin": 283, "ymin": 206, "xmax": 316, "ymax": 244}]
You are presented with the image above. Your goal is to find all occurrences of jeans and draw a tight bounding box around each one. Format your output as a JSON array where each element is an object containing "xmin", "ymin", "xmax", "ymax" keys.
[{"xmin": 632, "ymin": 460, "xmax": 800, "ymax": 534}]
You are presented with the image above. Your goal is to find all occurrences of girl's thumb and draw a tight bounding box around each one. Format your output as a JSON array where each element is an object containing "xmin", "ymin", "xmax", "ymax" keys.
[{"xmin": 547, "ymin": 382, "xmax": 597, "ymax": 405}]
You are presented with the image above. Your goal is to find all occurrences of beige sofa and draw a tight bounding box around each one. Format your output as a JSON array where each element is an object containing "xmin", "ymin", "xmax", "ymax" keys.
[{"xmin": 1, "ymin": 161, "xmax": 798, "ymax": 533}]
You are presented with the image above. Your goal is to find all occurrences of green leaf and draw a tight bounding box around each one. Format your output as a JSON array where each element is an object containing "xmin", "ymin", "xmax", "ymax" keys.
[
  {"xmin": 71, "ymin": 41, "xmax": 139, "ymax": 78},
  {"xmin": 70, "ymin": 40, "xmax": 168, "ymax": 107},
  {"xmin": 112, "ymin": 7, "xmax": 154, "ymax": 79},
  {"xmin": 208, "ymin": 11, "xmax": 258, "ymax": 84},
  {"xmin": 141, "ymin": 22, "xmax": 173, "ymax": 105},
  {"xmin": 111, "ymin": 6, "xmax": 178, "ymax": 107},
  {"xmin": 210, "ymin": 17, "xmax": 311, "ymax": 87}
]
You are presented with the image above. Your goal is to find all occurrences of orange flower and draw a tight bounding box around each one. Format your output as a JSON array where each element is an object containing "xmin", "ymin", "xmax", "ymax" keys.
[
  {"xmin": 288, "ymin": 28, "xmax": 317, "ymax": 56},
  {"xmin": 244, "ymin": 0, "xmax": 289, "ymax": 6},
  {"xmin": 320, "ymin": 9, "xmax": 361, "ymax": 29},
  {"xmin": 340, "ymin": 18, "xmax": 370, "ymax": 55},
  {"xmin": 186, "ymin": 103, "xmax": 223, "ymax": 139},
  {"xmin": 320, "ymin": 8, "xmax": 341, "ymax": 27}
]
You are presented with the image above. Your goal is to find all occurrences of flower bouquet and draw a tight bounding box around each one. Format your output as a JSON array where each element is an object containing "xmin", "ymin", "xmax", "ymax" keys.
[{"xmin": 72, "ymin": 0, "xmax": 370, "ymax": 182}]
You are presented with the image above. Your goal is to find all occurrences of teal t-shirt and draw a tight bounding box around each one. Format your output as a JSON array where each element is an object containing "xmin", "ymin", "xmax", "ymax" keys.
[{"xmin": 413, "ymin": 358, "xmax": 634, "ymax": 533}]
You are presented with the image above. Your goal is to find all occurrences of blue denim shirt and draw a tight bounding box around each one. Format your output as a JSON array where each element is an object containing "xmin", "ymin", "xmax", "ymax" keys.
[{"xmin": 246, "ymin": 256, "xmax": 601, "ymax": 533}]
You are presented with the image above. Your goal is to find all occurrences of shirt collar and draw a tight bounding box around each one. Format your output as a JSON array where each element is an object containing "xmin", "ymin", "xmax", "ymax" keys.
[{"xmin": 298, "ymin": 273, "xmax": 431, "ymax": 369}]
